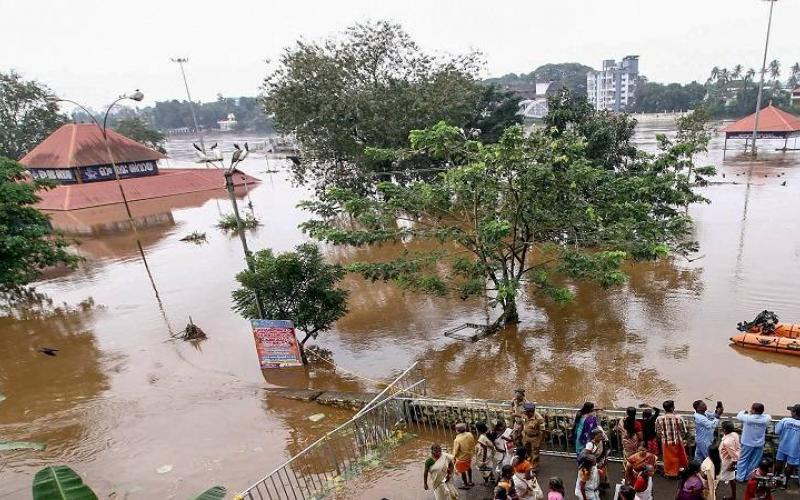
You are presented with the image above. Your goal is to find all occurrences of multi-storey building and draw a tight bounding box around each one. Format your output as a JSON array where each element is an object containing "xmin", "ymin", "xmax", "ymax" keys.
[{"xmin": 587, "ymin": 56, "xmax": 639, "ymax": 111}]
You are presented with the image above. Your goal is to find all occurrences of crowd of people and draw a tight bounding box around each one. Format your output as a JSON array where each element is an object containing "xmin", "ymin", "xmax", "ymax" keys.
[{"xmin": 422, "ymin": 391, "xmax": 800, "ymax": 500}]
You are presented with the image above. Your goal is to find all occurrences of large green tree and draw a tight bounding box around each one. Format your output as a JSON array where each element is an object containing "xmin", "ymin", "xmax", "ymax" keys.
[
  {"xmin": 632, "ymin": 80, "xmax": 706, "ymax": 113},
  {"xmin": 0, "ymin": 157, "xmax": 77, "ymax": 294},
  {"xmin": 262, "ymin": 20, "xmax": 516, "ymax": 185},
  {"xmin": 484, "ymin": 62, "xmax": 595, "ymax": 96},
  {"xmin": 0, "ymin": 71, "xmax": 66, "ymax": 160},
  {"xmin": 114, "ymin": 117, "xmax": 166, "ymax": 152},
  {"xmin": 231, "ymin": 243, "xmax": 348, "ymax": 363},
  {"xmin": 300, "ymin": 94, "xmax": 712, "ymax": 327}
]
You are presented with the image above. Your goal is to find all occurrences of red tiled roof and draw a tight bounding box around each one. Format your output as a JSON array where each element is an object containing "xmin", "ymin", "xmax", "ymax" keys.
[
  {"xmin": 35, "ymin": 168, "xmax": 259, "ymax": 211},
  {"xmin": 723, "ymin": 104, "xmax": 800, "ymax": 134},
  {"xmin": 20, "ymin": 123, "xmax": 166, "ymax": 169}
]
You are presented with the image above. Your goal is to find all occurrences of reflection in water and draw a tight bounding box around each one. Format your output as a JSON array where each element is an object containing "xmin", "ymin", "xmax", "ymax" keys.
[{"xmin": 0, "ymin": 295, "xmax": 108, "ymax": 464}]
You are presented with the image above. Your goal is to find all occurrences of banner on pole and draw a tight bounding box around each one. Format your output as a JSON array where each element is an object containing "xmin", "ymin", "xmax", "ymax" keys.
[{"xmin": 251, "ymin": 319, "xmax": 303, "ymax": 369}]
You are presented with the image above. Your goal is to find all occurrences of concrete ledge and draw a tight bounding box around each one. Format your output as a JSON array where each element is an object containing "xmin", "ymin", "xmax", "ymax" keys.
[
  {"xmin": 314, "ymin": 391, "xmax": 378, "ymax": 410},
  {"xmin": 265, "ymin": 388, "xmax": 324, "ymax": 402}
]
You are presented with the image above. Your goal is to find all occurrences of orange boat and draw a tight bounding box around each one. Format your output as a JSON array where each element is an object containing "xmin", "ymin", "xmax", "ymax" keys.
[{"xmin": 730, "ymin": 311, "xmax": 800, "ymax": 355}]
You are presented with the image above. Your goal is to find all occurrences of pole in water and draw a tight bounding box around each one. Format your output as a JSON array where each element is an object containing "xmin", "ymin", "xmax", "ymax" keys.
[{"xmin": 224, "ymin": 169, "xmax": 266, "ymax": 319}]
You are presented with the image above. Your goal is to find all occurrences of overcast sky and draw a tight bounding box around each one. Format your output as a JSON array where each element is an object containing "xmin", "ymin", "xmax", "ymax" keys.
[{"xmin": 2, "ymin": 0, "xmax": 798, "ymax": 109}]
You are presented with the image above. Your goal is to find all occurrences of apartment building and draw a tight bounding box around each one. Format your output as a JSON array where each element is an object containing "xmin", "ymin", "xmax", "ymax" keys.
[{"xmin": 587, "ymin": 56, "xmax": 639, "ymax": 111}]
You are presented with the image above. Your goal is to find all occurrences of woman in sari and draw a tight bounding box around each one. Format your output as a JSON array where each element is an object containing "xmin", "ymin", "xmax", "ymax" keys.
[
  {"xmin": 617, "ymin": 407, "xmax": 643, "ymax": 460},
  {"xmin": 584, "ymin": 428, "xmax": 610, "ymax": 489},
  {"xmin": 641, "ymin": 407, "xmax": 661, "ymax": 456},
  {"xmin": 575, "ymin": 455, "xmax": 601, "ymax": 500},
  {"xmin": 676, "ymin": 460, "xmax": 706, "ymax": 500},
  {"xmin": 424, "ymin": 444, "xmax": 458, "ymax": 500},
  {"xmin": 573, "ymin": 402, "xmax": 599, "ymax": 456},
  {"xmin": 624, "ymin": 446, "xmax": 658, "ymax": 485}
]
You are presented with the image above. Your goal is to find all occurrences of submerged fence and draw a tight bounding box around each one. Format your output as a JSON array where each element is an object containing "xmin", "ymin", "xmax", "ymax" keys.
[{"xmin": 238, "ymin": 365, "xmax": 426, "ymax": 500}]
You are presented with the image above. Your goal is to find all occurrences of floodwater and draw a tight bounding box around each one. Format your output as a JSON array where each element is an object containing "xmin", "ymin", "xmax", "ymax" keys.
[{"xmin": 1, "ymin": 124, "xmax": 800, "ymax": 497}]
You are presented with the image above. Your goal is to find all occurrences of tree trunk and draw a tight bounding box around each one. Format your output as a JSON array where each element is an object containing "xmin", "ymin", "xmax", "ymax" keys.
[
  {"xmin": 299, "ymin": 332, "xmax": 312, "ymax": 365},
  {"xmin": 501, "ymin": 300, "xmax": 520, "ymax": 326}
]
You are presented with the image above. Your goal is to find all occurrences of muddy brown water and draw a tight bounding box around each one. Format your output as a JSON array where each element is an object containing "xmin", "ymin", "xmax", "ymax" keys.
[{"xmin": 1, "ymin": 125, "xmax": 800, "ymax": 497}]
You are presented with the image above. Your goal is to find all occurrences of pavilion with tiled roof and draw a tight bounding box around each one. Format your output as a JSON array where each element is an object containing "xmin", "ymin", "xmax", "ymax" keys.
[
  {"xmin": 19, "ymin": 123, "xmax": 259, "ymax": 211},
  {"xmin": 20, "ymin": 123, "xmax": 166, "ymax": 184},
  {"xmin": 723, "ymin": 104, "xmax": 800, "ymax": 153}
]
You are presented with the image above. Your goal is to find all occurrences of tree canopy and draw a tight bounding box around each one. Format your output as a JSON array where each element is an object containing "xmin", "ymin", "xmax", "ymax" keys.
[
  {"xmin": 231, "ymin": 243, "xmax": 348, "ymax": 362},
  {"xmin": 484, "ymin": 62, "xmax": 595, "ymax": 96},
  {"xmin": 114, "ymin": 117, "xmax": 166, "ymax": 152},
  {"xmin": 0, "ymin": 157, "xmax": 77, "ymax": 294},
  {"xmin": 631, "ymin": 80, "xmax": 706, "ymax": 113},
  {"xmin": 262, "ymin": 20, "xmax": 519, "ymax": 185},
  {"xmin": 300, "ymin": 92, "xmax": 712, "ymax": 327},
  {"xmin": 0, "ymin": 71, "xmax": 66, "ymax": 160}
]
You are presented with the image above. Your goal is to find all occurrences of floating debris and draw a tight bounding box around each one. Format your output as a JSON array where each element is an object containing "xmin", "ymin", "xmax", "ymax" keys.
[
  {"xmin": 0, "ymin": 393, "xmax": 5, "ymax": 403},
  {"xmin": 177, "ymin": 316, "xmax": 206, "ymax": 341},
  {"xmin": 37, "ymin": 347, "xmax": 59, "ymax": 357},
  {"xmin": 156, "ymin": 464, "xmax": 173, "ymax": 474},
  {"xmin": 0, "ymin": 441, "xmax": 46, "ymax": 451},
  {"xmin": 308, "ymin": 413, "xmax": 326, "ymax": 422},
  {"xmin": 180, "ymin": 231, "xmax": 207, "ymax": 244}
]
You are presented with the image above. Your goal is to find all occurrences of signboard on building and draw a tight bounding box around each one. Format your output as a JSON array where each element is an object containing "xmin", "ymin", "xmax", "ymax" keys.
[
  {"xmin": 79, "ymin": 160, "xmax": 158, "ymax": 183},
  {"xmin": 251, "ymin": 319, "xmax": 303, "ymax": 369}
]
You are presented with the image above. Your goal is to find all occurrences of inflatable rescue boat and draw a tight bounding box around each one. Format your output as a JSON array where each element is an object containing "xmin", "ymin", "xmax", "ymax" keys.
[{"xmin": 730, "ymin": 310, "xmax": 800, "ymax": 355}]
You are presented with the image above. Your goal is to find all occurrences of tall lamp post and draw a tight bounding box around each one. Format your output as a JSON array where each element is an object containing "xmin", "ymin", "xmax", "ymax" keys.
[
  {"xmin": 56, "ymin": 91, "xmax": 144, "ymax": 223},
  {"xmin": 751, "ymin": 0, "xmax": 778, "ymax": 157},
  {"xmin": 171, "ymin": 57, "xmax": 206, "ymax": 154},
  {"xmin": 196, "ymin": 142, "xmax": 266, "ymax": 318}
]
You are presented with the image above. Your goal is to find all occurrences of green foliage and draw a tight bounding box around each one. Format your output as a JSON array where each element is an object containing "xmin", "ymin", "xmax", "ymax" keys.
[
  {"xmin": 31, "ymin": 465, "xmax": 226, "ymax": 500},
  {"xmin": 193, "ymin": 486, "xmax": 227, "ymax": 500},
  {"xmin": 632, "ymin": 80, "xmax": 706, "ymax": 113},
  {"xmin": 466, "ymin": 85, "xmax": 522, "ymax": 143},
  {"xmin": 32, "ymin": 466, "xmax": 97, "ymax": 500},
  {"xmin": 0, "ymin": 157, "xmax": 78, "ymax": 294},
  {"xmin": 484, "ymin": 62, "xmax": 595, "ymax": 96},
  {"xmin": 702, "ymin": 60, "xmax": 799, "ymax": 118},
  {"xmin": 301, "ymin": 91, "xmax": 710, "ymax": 326},
  {"xmin": 113, "ymin": 117, "xmax": 165, "ymax": 152},
  {"xmin": 0, "ymin": 70, "xmax": 67, "ymax": 160},
  {"xmin": 73, "ymin": 95, "xmax": 274, "ymax": 134},
  {"xmin": 217, "ymin": 213, "xmax": 260, "ymax": 232},
  {"xmin": 232, "ymin": 243, "xmax": 348, "ymax": 347},
  {"xmin": 262, "ymin": 20, "xmax": 517, "ymax": 186}
]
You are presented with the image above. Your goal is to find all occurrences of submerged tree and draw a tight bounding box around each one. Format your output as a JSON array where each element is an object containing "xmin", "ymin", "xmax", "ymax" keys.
[
  {"xmin": 0, "ymin": 71, "xmax": 66, "ymax": 160},
  {"xmin": 0, "ymin": 157, "xmax": 77, "ymax": 294},
  {"xmin": 231, "ymin": 243, "xmax": 348, "ymax": 363},
  {"xmin": 300, "ymin": 93, "xmax": 713, "ymax": 327}
]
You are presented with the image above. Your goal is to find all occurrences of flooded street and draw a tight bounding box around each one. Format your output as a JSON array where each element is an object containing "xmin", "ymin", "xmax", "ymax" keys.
[{"xmin": 2, "ymin": 123, "xmax": 800, "ymax": 497}]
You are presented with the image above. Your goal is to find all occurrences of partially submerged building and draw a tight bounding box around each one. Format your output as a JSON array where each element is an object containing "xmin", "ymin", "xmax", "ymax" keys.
[{"xmin": 20, "ymin": 123, "xmax": 258, "ymax": 211}]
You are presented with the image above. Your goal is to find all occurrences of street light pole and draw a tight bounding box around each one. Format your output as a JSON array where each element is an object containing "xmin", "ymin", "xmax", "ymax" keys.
[
  {"xmin": 224, "ymin": 155, "xmax": 266, "ymax": 319},
  {"xmin": 751, "ymin": 0, "xmax": 778, "ymax": 157},
  {"xmin": 171, "ymin": 58, "xmax": 206, "ymax": 154},
  {"xmin": 57, "ymin": 91, "xmax": 144, "ymax": 224}
]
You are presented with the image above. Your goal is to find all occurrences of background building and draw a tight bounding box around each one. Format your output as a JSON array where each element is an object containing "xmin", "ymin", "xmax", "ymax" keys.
[{"xmin": 587, "ymin": 56, "xmax": 639, "ymax": 111}]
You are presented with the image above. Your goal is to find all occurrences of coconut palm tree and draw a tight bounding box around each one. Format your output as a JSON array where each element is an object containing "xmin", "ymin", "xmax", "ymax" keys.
[
  {"xmin": 768, "ymin": 59, "xmax": 781, "ymax": 81},
  {"xmin": 709, "ymin": 66, "xmax": 720, "ymax": 83},
  {"xmin": 732, "ymin": 64, "xmax": 743, "ymax": 81},
  {"xmin": 790, "ymin": 63, "xmax": 800, "ymax": 88}
]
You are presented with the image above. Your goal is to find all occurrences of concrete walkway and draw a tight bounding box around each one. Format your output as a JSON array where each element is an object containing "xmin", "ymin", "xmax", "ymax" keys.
[{"xmin": 341, "ymin": 451, "xmax": 799, "ymax": 500}]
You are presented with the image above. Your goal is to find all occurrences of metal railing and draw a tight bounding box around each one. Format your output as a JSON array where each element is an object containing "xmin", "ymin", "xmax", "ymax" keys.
[
  {"xmin": 396, "ymin": 397, "xmax": 788, "ymax": 462},
  {"xmin": 238, "ymin": 366, "xmax": 425, "ymax": 500}
]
